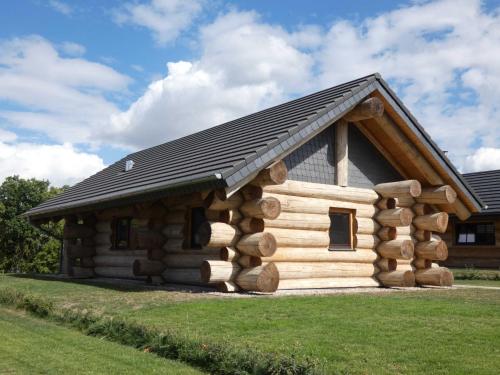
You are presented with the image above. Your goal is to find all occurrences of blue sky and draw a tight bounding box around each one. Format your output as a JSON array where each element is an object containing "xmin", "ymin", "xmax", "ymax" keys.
[{"xmin": 1, "ymin": 0, "xmax": 500, "ymax": 185}]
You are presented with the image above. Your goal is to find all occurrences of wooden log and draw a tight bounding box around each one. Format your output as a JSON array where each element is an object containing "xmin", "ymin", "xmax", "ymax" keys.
[
  {"xmin": 415, "ymin": 240, "xmax": 448, "ymax": 261},
  {"xmin": 378, "ymin": 227, "xmax": 396, "ymax": 241},
  {"xmin": 412, "ymin": 203, "xmax": 432, "ymax": 216},
  {"xmin": 95, "ymin": 246, "xmax": 147, "ymax": 257},
  {"xmin": 240, "ymin": 185, "xmax": 263, "ymax": 200},
  {"xmin": 67, "ymin": 244, "xmax": 95, "ymax": 258},
  {"xmin": 80, "ymin": 257, "xmax": 95, "ymax": 268},
  {"xmin": 262, "ymin": 248, "xmax": 378, "ymax": 263},
  {"xmin": 137, "ymin": 230, "xmax": 165, "ymax": 249},
  {"xmin": 237, "ymin": 255, "xmax": 263, "ymax": 268},
  {"xmin": 335, "ymin": 119, "xmax": 348, "ymax": 187},
  {"xmin": 204, "ymin": 209, "xmax": 227, "ymax": 222},
  {"xmin": 238, "ymin": 218, "xmax": 264, "ymax": 233},
  {"xmin": 396, "ymin": 196, "xmax": 416, "ymax": 208},
  {"xmin": 163, "ymin": 251, "xmax": 221, "ymax": 268},
  {"xmin": 416, "ymin": 186, "xmax": 457, "ymax": 204},
  {"xmin": 355, "ymin": 234, "xmax": 380, "ymax": 249},
  {"xmin": 198, "ymin": 222, "xmax": 241, "ymax": 248},
  {"xmin": 274, "ymin": 262, "xmax": 378, "ymax": 279},
  {"xmin": 94, "ymin": 266, "xmax": 145, "ymax": 280},
  {"xmin": 200, "ymin": 260, "xmax": 241, "ymax": 283},
  {"xmin": 263, "ymin": 192, "xmax": 377, "ymax": 218},
  {"xmin": 239, "ymin": 197, "xmax": 281, "ymax": 220},
  {"xmin": 377, "ymin": 258, "xmax": 397, "ymax": 272},
  {"xmin": 220, "ymin": 247, "xmax": 239, "ymax": 261},
  {"xmin": 376, "ymin": 208, "xmax": 413, "ymax": 227},
  {"xmin": 162, "ymin": 224, "xmax": 184, "ymax": 239},
  {"xmin": 377, "ymin": 240, "xmax": 414, "ymax": 260},
  {"xmin": 165, "ymin": 210, "xmax": 186, "ymax": 224},
  {"xmin": 267, "ymin": 228, "xmax": 330, "ymax": 248},
  {"xmin": 414, "ymin": 229, "xmax": 431, "ymax": 242},
  {"xmin": 204, "ymin": 190, "xmax": 243, "ymax": 210},
  {"xmin": 94, "ymin": 232, "xmax": 111, "ymax": 246},
  {"xmin": 344, "ymin": 97, "xmax": 384, "ymax": 122},
  {"xmin": 162, "ymin": 238, "xmax": 185, "ymax": 253},
  {"xmin": 263, "ymin": 180, "xmax": 379, "ymax": 204},
  {"xmin": 235, "ymin": 263, "xmax": 279, "ymax": 292},
  {"xmin": 148, "ymin": 248, "xmax": 166, "ymax": 261},
  {"xmin": 93, "ymin": 255, "xmax": 143, "ymax": 268},
  {"xmin": 264, "ymin": 212, "xmax": 330, "ymax": 231},
  {"xmin": 413, "ymin": 212, "xmax": 448, "ymax": 233},
  {"xmin": 378, "ymin": 270, "xmax": 415, "ymax": 287},
  {"xmin": 376, "ymin": 198, "xmax": 396, "ymax": 210},
  {"xmin": 96, "ymin": 206, "xmax": 135, "ymax": 221},
  {"xmin": 395, "ymin": 226, "xmax": 412, "ymax": 237},
  {"xmin": 216, "ymin": 281, "xmax": 240, "ymax": 293},
  {"xmin": 133, "ymin": 259, "xmax": 166, "ymax": 276},
  {"xmin": 277, "ymin": 277, "xmax": 380, "ymax": 289},
  {"xmin": 71, "ymin": 266, "xmax": 94, "ymax": 278},
  {"xmin": 95, "ymin": 221, "xmax": 111, "ymax": 233},
  {"xmin": 250, "ymin": 160, "xmax": 288, "ymax": 186},
  {"xmin": 374, "ymin": 180, "xmax": 422, "ymax": 198},
  {"xmin": 64, "ymin": 224, "xmax": 95, "ymax": 239},
  {"xmin": 236, "ymin": 232, "xmax": 277, "ymax": 257},
  {"xmin": 161, "ymin": 268, "xmax": 203, "ymax": 285},
  {"xmin": 415, "ymin": 267, "xmax": 453, "ymax": 286},
  {"xmin": 413, "ymin": 258, "xmax": 432, "ymax": 269},
  {"xmin": 228, "ymin": 209, "xmax": 243, "ymax": 225},
  {"xmin": 355, "ymin": 217, "xmax": 380, "ymax": 234}
]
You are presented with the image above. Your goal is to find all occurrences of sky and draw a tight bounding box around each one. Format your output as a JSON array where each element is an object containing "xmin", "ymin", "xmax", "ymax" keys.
[{"xmin": 1, "ymin": 0, "xmax": 500, "ymax": 186}]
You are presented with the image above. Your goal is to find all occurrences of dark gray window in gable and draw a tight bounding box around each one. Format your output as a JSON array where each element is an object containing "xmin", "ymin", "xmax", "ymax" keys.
[{"xmin": 283, "ymin": 127, "xmax": 335, "ymax": 185}]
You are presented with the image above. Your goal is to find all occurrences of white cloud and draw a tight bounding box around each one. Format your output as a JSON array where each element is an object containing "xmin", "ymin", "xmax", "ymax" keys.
[
  {"xmin": 48, "ymin": 0, "xmax": 73, "ymax": 16},
  {"xmin": 0, "ymin": 142, "xmax": 105, "ymax": 186},
  {"xmin": 463, "ymin": 148, "xmax": 500, "ymax": 173},
  {"xmin": 107, "ymin": 11, "xmax": 316, "ymax": 148},
  {"xmin": 113, "ymin": 0, "xmax": 204, "ymax": 45},
  {"xmin": 60, "ymin": 41, "xmax": 86, "ymax": 56},
  {"xmin": 0, "ymin": 35, "xmax": 130, "ymax": 145}
]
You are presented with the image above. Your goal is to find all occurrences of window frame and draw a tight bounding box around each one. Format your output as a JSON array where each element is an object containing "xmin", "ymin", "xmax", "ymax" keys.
[
  {"xmin": 454, "ymin": 222, "xmax": 496, "ymax": 247},
  {"xmin": 111, "ymin": 217, "xmax": 132, "ymax": 250},
  {"xmin": 328, "ymin": 207, "xmax": 355, "ymax": 251},
  {"xmin": 187, "ymin": 206, "xmax": 206, "ymax": 249}
]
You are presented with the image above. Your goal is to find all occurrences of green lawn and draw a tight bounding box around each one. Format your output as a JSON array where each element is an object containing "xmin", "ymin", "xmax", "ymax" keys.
[
  {"xmin": 454, "ymin": 279, "xmax": 500, "ymax": 287},
  {"xmin": 0, "ymin": 307, "xmax": 203, "ymax": 375},
  {"xmin": 1, "ymin": 274, "xmax": 499, "ymax": 375}
]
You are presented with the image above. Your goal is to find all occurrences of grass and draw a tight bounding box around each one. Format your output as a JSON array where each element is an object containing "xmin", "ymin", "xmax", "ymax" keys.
[
  {"xmin": 1, "ymin": 274, "xmax": 499, "ymax": 374},
  {"xmin": 454, "ymin": 279, "xmax": 500, "ymax": 287},
  {"xmin": 0, "ymin": 307, "xmax": 203, "ymax": 375}
]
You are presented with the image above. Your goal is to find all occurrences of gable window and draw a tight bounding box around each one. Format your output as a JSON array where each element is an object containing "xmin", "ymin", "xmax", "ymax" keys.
[
  {"xmin": 455, "ymin": 223, "xmax": 495, "ymax": 246},
  {"xmin": 113, "ymin": 217, "xmax": 131, "ymax": 249},
  {"xmin": 329, "ymin": 208, "xmax": 354, "ymax": 251},
  {"xmin": 188, "ymin": 207, "xmax": 206, "ymax": 249}
]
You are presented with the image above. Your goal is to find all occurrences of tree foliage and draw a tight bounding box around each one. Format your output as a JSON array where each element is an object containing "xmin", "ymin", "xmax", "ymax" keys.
[{"xmin": 0, "ymin": 176, "xmax": 66, "ymax": 273}]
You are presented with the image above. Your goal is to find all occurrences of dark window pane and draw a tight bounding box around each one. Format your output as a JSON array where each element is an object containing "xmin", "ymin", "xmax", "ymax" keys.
[
  {"xmin": 190, "ymin": 207, "xmax": 206, "ymax": 248},
  {"xmin": 329, "ymin": 212, "xmax": 351, "ymax": 250},
  {"xmin": 455, "ymin": 222, "xmax": 495, "ymax": 246},
  {"xmin": 114, "ymin": 218, "xmax": 131, "ymax": 249}
]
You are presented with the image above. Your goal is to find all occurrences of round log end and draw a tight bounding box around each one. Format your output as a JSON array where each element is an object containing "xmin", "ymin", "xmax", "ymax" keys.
[
  {"xmin": 269, "ymin": 160, "xmax": 288, "ymax": 185},
  {"xmin": 200, "ymin": 260, "xmax": 211, "ymax": 283},
  {"xmin": 378, "ymin": 227, "xmax": 397, "ymax": 241},
  {"xmin": 257, "ymin": 232, "xmax": 277, "ymax": 257},
  {"xmin": 203, "ymin": 190, "xmax": 227, "ymax": 209},
  {"xmin": 401, "ymin": 270, "xmax": 416, "ymax": 287},
  {"xmin": 436, "ymin": 212, "xmax": 449, "ymax": 232},
  {"xmin": 408, "ymin": 180, "xmax": 422, "ymax": 197},
  {"xmin": 400, "ymin": 208, "xmax": 414, "ymax": 226},
  {"xmin": 261, "ymin": 197, "xmax": 281, "ymax": 220},
  {"xmin": 369, "ymin": 97, "xmax": 385, "ymax": 118},
  {"xmin": 442, "ymin": 268, "xmax": 454, "ymax": 286},
  {"xmin": 435, "ymin": 241, "xmax": 448, "ymax": 261},
  {"xmin": 401, "ymin": 240, "xmax": 415, "ymax": 259},
  {"xmin": 444, "ymin": 185, "xmax": 458, "ymax": 203},
  {"xmin": 256, "ymin": 262, "xmax": 280, "ymax": 293}
]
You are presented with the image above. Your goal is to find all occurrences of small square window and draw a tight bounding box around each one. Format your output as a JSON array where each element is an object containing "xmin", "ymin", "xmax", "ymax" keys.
[
  {"xmin": 329, "ymin": 208, "xmax": 354, "ymax": 251},
  {"xmin": 188, "ymin": 207, "xmax": 206, "ymax": 249},
  {"xmin": 113, "ymin": 217, "xmax": 131, "ymax": 249},
  {"xmin": 455, "ymin": 222, "xmax": 495, "ymax": 246}
]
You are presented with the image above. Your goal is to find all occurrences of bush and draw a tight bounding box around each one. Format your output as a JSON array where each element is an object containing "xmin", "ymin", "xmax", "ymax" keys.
[
  {"xmin": 453, "ymin": 268, "xmax": 500, "ymax": 281},
  {"xmin": 0, "ymin": 288, "xmax": 323, "ymax": 375}
]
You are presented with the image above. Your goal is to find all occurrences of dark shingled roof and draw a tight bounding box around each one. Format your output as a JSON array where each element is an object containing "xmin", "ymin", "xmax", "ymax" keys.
[
  {"xmin": 25, "ymin": 73, "xmax": 482, "ymax": 219},
  {"xmin": 463, "ymin": 169, "xmax": 500, "ymax": 214}
]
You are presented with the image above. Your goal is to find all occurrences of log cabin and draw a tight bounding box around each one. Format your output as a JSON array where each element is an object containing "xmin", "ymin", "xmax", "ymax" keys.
[
  {"xmin": 442, "ymin": 169, "xmax": 500, "ymax": 269},
  {"xmin": 24, "ymin": 73, "xmax": 484, "ymax": 292}
]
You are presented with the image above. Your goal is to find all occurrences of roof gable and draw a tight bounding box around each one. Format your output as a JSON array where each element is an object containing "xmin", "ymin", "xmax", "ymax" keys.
[{"xmin": 25, "ymin": 74, "xmax": 482, "ymax": 219}]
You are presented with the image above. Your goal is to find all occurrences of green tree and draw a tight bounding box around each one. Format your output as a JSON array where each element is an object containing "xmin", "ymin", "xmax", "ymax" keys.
[{"xmin": 0, "ymin": 176, "xmax": 66, "ymax": 273}]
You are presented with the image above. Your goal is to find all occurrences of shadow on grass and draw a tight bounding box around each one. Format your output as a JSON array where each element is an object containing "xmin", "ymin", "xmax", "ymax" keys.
[{"xmin": 9, "ymin": 273, "xmax": 215, "ymax": 294}]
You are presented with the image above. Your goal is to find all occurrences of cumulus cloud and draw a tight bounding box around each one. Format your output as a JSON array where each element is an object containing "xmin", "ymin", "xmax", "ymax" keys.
[
  {"xmin": 59, "ymin": 41, "xmax": 86, "ymax": 56},
  {"xmin": 0, "ymin": 35, "xmax": 130, "ymax": 145},
  {"xmin": 107, "ymin": 11, "xmax": 316, "ymax": 148},
  {"xmin": 48, "ymin": 0, "xmax": 73, "ymax": 16},
  {"xmin": 113, "ymin": 0, "xmax": 204, "ymax": 45},
  {"xmin": 463, "ymin": 148, "xmax": 500, "ymax": 173},
  {"xmin": 0, "ymin": 141, "xmax": 105, "ymax": 186}
]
